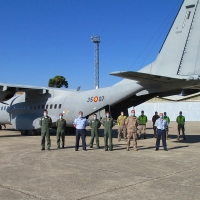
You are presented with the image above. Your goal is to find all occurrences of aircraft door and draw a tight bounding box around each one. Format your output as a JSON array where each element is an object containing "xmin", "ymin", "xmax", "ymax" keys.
[{"xmin": 8, "ymin": 96, "xmax": 20, "ymax": 123}]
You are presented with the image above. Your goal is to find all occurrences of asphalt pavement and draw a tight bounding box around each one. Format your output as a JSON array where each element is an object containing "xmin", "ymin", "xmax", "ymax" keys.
[{"xmin": 0, "ymin": 121, "xmax": 200, "ymax": 200}]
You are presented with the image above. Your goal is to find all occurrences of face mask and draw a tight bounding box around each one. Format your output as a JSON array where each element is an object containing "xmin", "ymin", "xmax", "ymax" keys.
[
  {"xmin": 93, "ymin": 116, "xmax": 97, "ymax": 120},
  {"xmin": 79, "ymin": 114, "xmax": 83, "ymax": 118},
  {"xmin": 160, "ymin": 116, "xmax": 163, "ymax": 119},
  {"xmin": 44, "ymin": 113, "xmax": 47, "ymax": 117},
  {"xmin": 141, "ymin": 113, "xmax": 144, "ymax": 115},
  {"xmin": 132, "ymin": 113, "xmax": 135, "ymax": 116},
  {"xmin": 180, "ymin": 114, "xmax": 182, "ymax": 116},
  {"xmin": 59, "ymin": 116, "xmax": 63, "ymax": 119},
  {"xmin": 155, "ymin": 112, "xmax": 158, "ymax": 115},
  {"xmin": 106, "ymin": 114, "xmax": 110, "ymax": 117},
  {"xmin": 121, "ymin": 113, "xmax": 123, "ymax": 116}
]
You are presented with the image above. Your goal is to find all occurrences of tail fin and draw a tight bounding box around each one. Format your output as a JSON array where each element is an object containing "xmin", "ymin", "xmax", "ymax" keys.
[{"xmin": 140, "ymin": 0, "xmax": 200, "ymax": 77}]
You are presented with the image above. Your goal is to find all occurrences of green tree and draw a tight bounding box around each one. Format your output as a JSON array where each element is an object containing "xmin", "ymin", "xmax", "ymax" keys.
[{"xmin": 48, "ymin": 75, "xmax": 68, "ymax": 88}]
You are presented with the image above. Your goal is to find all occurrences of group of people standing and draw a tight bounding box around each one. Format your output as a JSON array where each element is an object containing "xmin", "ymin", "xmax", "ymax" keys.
[
  {"xmin": 39, "ymin": 109, "xmax": 186, "ymax": 152},
  {"xmin": 117, "ymin": 110, "xmax": 186, "ymax": 151}
]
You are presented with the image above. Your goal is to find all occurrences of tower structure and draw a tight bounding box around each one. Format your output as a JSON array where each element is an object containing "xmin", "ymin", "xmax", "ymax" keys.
[{"xmin": 91, "ymin": 36, "xmax": 100, "ymax": 89}]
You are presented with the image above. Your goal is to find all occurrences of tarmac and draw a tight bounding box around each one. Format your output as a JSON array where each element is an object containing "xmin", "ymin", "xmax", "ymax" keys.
[{"xmin": 0, "ymin": 121, "xmax": 200, "ymax": 200}]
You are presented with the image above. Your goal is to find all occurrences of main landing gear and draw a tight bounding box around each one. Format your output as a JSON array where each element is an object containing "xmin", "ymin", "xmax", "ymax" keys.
[{"xmin": 20, "ymin": 130, "xmax": 37, "ymax": 136}]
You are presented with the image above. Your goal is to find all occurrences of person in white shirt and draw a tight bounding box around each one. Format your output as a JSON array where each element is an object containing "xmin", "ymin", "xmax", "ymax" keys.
[{"xmin": 154, "ymin": 112, "xmax": 168, "ymax": 151}]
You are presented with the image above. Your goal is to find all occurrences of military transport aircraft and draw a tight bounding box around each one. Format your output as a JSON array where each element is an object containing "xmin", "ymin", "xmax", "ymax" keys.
[{"xmin": 0, "ymin": 0, "xmax": 200, "ymax": 135}]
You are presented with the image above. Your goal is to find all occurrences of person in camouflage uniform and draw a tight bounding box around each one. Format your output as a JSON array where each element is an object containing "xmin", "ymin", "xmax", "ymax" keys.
[{"xmin": 126, "ymin": 110, "xmax": 139, "ymax": 151}]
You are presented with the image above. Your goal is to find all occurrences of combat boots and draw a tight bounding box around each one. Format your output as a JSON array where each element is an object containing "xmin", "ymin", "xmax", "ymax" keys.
[{"xmin": 126, "ymin": 146, "xmax": 129, "ymax": 151}]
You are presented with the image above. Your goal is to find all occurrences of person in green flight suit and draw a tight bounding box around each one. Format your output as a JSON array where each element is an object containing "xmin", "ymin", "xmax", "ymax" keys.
[
  {"xmin": 164, "ymin": 112, "xmax": 170, "ymax": 140},
  {"xmin": 176, "ymin": 111, "xmax": 186, "ymax": 140},
  {"xmin": 39, "ymin": 109, "xmax": 52, "ymax": 150},
  {"xmin": 102, "ymin": 111, "xmax": 115, "ymax": 151},
  {"xmin": 138, "ymin": 110, "xmax": 148, "ymax": 139},
  {"xmin": 56, "ymin": 113, "xmax": 67, "ymax": 149},
  {"xmin": 89, "ymin": 113, "xmax": 101, "ymax": 148}
]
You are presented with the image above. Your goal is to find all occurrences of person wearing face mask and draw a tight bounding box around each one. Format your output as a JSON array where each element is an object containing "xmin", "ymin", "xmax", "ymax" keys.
[
  {"xmin": 102, "ymin": 111, "xmax": 115, "ymax": 151},
  {"xmin": 154, "ymin": 113, "xmax": 168, "ymax": 151},
  {"xmin": 138, "ymin": 110, "xmax": 148, "ymax": 139},
  {"xmin": 164, "ymin": 112, "xmax": 170, "ymax": 140},
  {"xmin": 39, "ymin": 109, "xmax": 52, "ymax": 150},
  {"xmin": 117, "ymin": 111, "xmax": 127, "ymax": 142},
  {"xmin": 56, "ymin": 113, "xmax": 67, "ymax": 149},
  {"xmin": 176, "ymin": 111, "xmax": 186, "ymax": 140},
  {"xmin": 125, "ymin": 110, "xmax": 139, "ymax": 151},
  {"xmin": 152, "ymin": 111, "xmax": 159, "ymax": 138},
  {"xmin": 73, "ymin": 111, "xmax": 89, "ymax": 151},
  {"xmin": 89, "ymin": 114, "xmax": 101, "ymax": 148}
]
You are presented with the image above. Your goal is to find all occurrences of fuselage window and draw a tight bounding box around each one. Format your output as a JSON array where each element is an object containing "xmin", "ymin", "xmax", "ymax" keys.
[
  {"xmin": 59, "ymin": 104, "xmax": 62, "ymax": 109},
  {"xmin": 50, "ymin": 104, "xmax": 53, "ymax": 109},
  {"xmin": 54, "ymin": 104, "xmax": 57, "ymax": 109},
  {"xmin": 42, "ymin": 105, "xmax": 45, "ymax": 109},
  {"xmin": 4, "ymin": 106, "xmax": 6, "ymax": 110},
  {"xmin": 38, "ymin": 105, "xmax": 40, "ymax": 109},
  {"xmin": 1, "ymin": 106, "xmax": 3, "ymax": 110},
  {"xmin": 34, "ymin": 106, "xmax": 37, "ymax": 109},
  {"xmin": 46, "ymin": 105, "xmax": 48, "ymax": 109},
  {"xmin": 30, "ymin": 106, "xmax": 32, "ymax": 110}
]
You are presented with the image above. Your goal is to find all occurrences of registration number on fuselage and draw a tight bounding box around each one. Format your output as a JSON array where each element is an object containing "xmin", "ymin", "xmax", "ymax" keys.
[{"xmin": 87, "ymin": 96, "xmax": 104, "ymax": 102}]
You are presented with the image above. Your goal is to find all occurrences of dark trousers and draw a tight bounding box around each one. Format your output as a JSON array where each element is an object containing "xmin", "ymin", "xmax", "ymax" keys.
[
  {"xmin": 156, "ymin": 129, "xmax": 167, "ymax": 149},
  {"xmin": 75, "ymin": 129, "xmax": 86, "ymax": 150},
  {"xmin": 178, "ymin": 124, "xmax": 185, "ymax": 139}
]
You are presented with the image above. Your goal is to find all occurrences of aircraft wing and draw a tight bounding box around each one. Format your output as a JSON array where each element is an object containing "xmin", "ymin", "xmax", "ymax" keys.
[
  {"xmin": 0, "ymin": 83, "xmax": 49, "ymax": 101},
  {"xmin": 110, "ymin": 71, "xmax": 183, "ymax": 84}
]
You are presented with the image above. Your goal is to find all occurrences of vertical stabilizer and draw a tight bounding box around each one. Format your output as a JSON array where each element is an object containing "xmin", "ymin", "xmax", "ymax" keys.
[{"xmin": 140, "ymin": 0, "xmax": 200, "ymax": 77}]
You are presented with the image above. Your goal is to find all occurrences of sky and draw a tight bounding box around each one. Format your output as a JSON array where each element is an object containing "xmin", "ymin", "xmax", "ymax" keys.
[{"xmin": 0, "ymin": 0, "xmax": 183, "ymax": 90}]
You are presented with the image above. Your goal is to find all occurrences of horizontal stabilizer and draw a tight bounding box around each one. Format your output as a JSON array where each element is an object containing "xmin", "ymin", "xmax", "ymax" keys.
[{"xmin": 110, "ymin": 71, "xmax": 183, "ymax": 84}]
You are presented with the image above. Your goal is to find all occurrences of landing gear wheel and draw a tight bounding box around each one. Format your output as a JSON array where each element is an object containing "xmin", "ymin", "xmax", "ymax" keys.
[
  {"xmin": 21, "ymin": 130, "xmax": 28, "ymax": 135},
  {"xmin": 66, "ymin": 127, "xmax": 76, "ymax": 135},
  {"xmin": 28, "ymin": 130, "xmax": 37, "ymax": 136}
]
